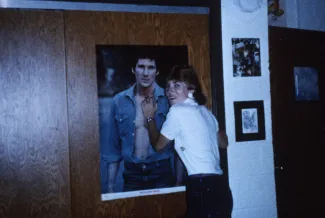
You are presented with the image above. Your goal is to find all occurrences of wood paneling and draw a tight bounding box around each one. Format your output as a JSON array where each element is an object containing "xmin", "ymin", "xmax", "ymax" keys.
[
  {"xmin": 0, "ymin": 9, "xmax": 71, "ymax": 218},
  {"xmin": 64, "ymin": 11, "xmax": 210, "ymax": 218}
]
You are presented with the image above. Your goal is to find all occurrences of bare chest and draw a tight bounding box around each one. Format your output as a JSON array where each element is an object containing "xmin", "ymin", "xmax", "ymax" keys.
[{"xmin": 134, "ymin": 96, "xmax": 146, "ymax": 129}]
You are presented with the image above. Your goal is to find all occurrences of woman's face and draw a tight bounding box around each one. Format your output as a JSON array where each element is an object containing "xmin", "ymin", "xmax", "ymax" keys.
[{"xmin": 165, "ymin": 80, "xmax": 190, "ymax": 106}]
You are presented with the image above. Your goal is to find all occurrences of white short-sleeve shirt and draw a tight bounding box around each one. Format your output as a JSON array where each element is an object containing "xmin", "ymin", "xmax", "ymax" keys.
[{"xmin": 161, "ymin": 98, "xmax": 223, "ymax": 176}]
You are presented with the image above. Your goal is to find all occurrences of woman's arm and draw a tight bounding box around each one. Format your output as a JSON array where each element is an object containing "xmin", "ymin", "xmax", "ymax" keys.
[
  {"xmin": 147, "ymin": 118, "xmax": 171, "ymax": 152},
  {"xmin": 142, "ymin": 96, "xmax": 171, "ymax": 152}
]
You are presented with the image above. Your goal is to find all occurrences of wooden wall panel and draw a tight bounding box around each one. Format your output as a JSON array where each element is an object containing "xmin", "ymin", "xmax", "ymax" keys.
[
  {"xmin": 64, "ymin": 11, "xmax": 210, "ymax": 218},
  {"xmin": 0, "ymin": 9, "xmax": 71, "ymax": 218}
]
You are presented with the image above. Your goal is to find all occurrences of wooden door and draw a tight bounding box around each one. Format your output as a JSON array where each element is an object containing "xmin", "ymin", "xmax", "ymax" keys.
[
  {"xmin": 0, "ymin": 9, "xmax": 71, "ymax": 218},
  {"xmin": 64, "ymin": 11, "xmax": 211, "ymax": 218},
  {"xmin": 269, "ymin": 27, "xmax": 325, "ymax": 218}
]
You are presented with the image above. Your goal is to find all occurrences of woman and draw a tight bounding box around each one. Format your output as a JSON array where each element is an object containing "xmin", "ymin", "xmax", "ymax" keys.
[{"xmin": 141, "ymin": 65, "xmax": 233, "ymax": 218}]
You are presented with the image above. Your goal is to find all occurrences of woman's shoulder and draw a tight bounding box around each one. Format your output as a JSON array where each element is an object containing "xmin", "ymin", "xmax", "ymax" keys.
[
  {"xmin": 171, "ymin": 102, "xmax": 195, "ymax": 110},
  {"xmin": 169, "ymin": 104, "xmax": 183, "ymax": 113},
  {"xmin": 169, "ymin": 104, "xmax": 199, "ymax": 118}
]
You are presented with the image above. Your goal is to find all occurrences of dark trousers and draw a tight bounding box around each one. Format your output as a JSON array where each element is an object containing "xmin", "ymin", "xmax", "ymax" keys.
[
  {"xmin": 123, "ymin": 158, "xmax": 174, "ymax": 191},
  {"xmin": 185, "ymin": 174, "xmax": 233, "ymax": 218}
]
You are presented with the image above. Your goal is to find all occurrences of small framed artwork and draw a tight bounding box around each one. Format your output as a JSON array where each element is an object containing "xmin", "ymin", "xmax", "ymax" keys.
[
  {"xmin": 232, "ymin": 38, "xmax": 261, "ymax": 77},
  {"xmin": 234, "ymin": 100, "xmax": 265, "ymax": 142},
  {"xmin": 294, "ymin": 66, "xmax": 320, "ymax": 101}
]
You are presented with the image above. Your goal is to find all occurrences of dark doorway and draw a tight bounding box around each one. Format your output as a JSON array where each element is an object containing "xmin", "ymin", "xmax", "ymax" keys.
[{"xmin": 269, "ymin": 27, "xmax": 325, "ymax": 218}]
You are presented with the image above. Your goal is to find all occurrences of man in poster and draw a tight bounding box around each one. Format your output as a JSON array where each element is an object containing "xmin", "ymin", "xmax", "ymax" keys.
[{"xmin": 101, "ymin": 51, "xmax": 184, "ymax": 193}]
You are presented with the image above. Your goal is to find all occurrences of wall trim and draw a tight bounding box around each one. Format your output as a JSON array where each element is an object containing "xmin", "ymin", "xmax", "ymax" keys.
[{"xmin": 0, "ymin": 0, "xmax": 209, "ymax": 14}]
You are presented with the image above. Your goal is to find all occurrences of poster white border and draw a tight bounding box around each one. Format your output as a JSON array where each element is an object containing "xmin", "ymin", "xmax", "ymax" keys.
[{"xmin": 101, "ymin": 186, "xmax": 186, "ymax": 201}]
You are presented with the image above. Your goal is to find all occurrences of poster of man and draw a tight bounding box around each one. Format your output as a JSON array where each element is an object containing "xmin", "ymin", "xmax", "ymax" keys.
[{"xmin": 96, "ymin": 45, "xmax": 189, "ymax": 200}]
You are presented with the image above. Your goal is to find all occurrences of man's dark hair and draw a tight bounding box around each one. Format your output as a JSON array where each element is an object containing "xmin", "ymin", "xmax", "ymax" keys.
[{"xmin": 131, "ymin": 48, "xmax": 160, "ymax": 71}]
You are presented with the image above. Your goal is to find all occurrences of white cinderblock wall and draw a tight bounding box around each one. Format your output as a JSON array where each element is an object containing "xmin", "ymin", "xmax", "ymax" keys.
[{"xmin": 221, "ymin": 1, "xmax": 277, "ymax": 217}]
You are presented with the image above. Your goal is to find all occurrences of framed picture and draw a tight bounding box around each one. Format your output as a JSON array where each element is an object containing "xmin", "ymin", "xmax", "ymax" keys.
[
  {"xmin": 294, "ymin": 66, "xmax": 320, "ymax": 101},
  {"xmin": 234, "ymin": 100, "xmax": 265, "ymax": 142},
  {"xmin": 232, "ymin": 38, "xmax": 261, "ymax": 77}
]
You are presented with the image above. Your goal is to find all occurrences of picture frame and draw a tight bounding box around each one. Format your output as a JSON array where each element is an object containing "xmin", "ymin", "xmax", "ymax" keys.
[
  {"xmin": 294, "ymin": 66, "xmax": 320, "ymax": 101},
  {"xmin": 234, "ymin": 100, "xmax": 265, "ymax": 142}
]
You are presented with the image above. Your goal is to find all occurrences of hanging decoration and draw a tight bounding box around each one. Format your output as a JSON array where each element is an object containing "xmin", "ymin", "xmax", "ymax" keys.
[
  {"xmin": 234, "ymin": 0, "xmax": 264, "ymax": 13},
  {"xmin": 268, "ymin": 0, "xmax": 284, "ymax": 20}
]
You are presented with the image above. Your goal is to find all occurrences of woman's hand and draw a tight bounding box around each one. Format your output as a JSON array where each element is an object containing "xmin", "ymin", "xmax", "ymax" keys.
[{"xmin": 141, "ymin": 96, "xmax": 157, "ymax": 119}]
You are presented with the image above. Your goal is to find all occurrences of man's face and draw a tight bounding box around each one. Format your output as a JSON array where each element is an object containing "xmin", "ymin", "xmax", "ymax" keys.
[{"xmin": 132, "ymin": 58, "xmax": 158, "ymax": 88}]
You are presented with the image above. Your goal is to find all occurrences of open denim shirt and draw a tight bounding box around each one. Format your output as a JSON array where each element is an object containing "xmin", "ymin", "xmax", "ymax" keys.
[{"xmin": 101, "ymin": 83, "xmax": 173, "ymax": 164}]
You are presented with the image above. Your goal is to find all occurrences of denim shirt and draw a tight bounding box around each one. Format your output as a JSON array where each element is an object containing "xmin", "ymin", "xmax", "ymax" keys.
[{"xmin": 101, "ymin": 83, "xmax": 173, "ymax": 164}]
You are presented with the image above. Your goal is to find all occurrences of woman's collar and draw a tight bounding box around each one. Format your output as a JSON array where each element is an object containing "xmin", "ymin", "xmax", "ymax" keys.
[{"xmin": 183, "ymin": 98, "xmax": 198, "ymax": 105}]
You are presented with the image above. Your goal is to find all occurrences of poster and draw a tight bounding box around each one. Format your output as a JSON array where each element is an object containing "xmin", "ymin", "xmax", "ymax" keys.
[
  {"xmin": 232, "ymin": 38, "xmax": 261, "ymax": 77},
  {"xmin": 96, "ymin": 45, "xmax": 188, "ymax": 200}
]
